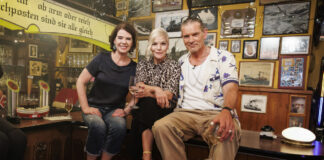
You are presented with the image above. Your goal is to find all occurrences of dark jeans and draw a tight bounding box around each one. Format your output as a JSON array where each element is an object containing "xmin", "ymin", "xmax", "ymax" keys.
[
  {"xmin": 0, "ymin": 118, "xmax": 27, "ymax": 160},
  {"xmin": 82, "ymin": 106, "xmax": 127, "ymax": 156}
]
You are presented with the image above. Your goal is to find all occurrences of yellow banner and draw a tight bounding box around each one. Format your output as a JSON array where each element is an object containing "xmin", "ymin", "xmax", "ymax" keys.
[{"xmin": 0, "ymin": 0, "xmax": 117, "ymax": 49}]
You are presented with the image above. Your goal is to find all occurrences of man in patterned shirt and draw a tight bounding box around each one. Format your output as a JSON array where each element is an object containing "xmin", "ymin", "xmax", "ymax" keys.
[{"xmin": 152, "ymin": 17, "xmax": 241, "ymax": 160}]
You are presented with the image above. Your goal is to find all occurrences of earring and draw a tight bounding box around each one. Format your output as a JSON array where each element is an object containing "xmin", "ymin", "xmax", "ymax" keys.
[{"xmin": 112, "ymin": 45, "xmax": 116, "ymax": 51}]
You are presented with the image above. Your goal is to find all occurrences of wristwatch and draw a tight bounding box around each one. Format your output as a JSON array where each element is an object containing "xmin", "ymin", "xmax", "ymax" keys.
[{"xmin": 222, "ymin": 106, "xmax": 235, "ymax": 118}]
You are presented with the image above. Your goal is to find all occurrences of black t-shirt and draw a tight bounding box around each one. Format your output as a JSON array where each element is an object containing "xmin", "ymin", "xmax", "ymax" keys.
[{"xmin": 86, "ymin": 51, "xmax": 136, "ymax": 108}]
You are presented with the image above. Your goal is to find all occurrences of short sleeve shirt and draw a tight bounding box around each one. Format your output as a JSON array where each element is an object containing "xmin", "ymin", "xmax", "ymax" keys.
[{"xmin": 86, "ymin": 52, "xmax": 137, "ymax": 108}]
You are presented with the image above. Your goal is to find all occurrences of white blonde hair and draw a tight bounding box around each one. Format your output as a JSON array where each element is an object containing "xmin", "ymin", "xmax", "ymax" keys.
[{"xmin": 145, "ymin": 28, "xmax": 169, "ymax": 60}]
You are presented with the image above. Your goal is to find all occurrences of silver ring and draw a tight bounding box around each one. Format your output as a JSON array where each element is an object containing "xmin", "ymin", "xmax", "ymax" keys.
[
  {"xmin": 210, "ymin": 121, "xmax": 215, "ymax": 126},
  {"xmin": 228, "ymin": 130, "xmax": 232, "ymax": 133}
]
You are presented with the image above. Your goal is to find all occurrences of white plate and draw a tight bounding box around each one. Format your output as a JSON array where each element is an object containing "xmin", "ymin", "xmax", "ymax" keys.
[{"xmin": 282, "ymin": 127, "xmax": 316, "ymax": 143}]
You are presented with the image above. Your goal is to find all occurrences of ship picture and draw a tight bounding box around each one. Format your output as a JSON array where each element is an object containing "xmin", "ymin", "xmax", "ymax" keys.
[
  {"xmin": 241, "ymin": 94, "xmax": 267, "ymax": 113},
  {"xmin": 241, "ymin": 71, "xmax": 269, "ymax": 85},
  {"xmin": 244, "ymin": 99, "xmax": 261, "ymax": 111}
]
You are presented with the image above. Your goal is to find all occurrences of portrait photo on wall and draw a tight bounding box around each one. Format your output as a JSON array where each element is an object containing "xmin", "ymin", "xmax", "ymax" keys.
[
  {"xmin": 243, "ymin": 40, "xmax": 258, "ymax": 59},
  {"xmin": 263, "ymin": 2, "xmax": 310, "ymax": 35},
  {"xmin": 133, "ymin": 19, "xmax": 154, "ymax": 36},
  {"xmin": 220, "ymin": 8, "xmax": 256, "ymax": 38},
  {"xmin": 152, "ymin": 0, "xmax": 182, "ymax": 12},
  {"xmin": 190, "ymin": 7, "xmax": 218, "ymax": 30},
  {"xmin": 231, "ymin": 40, "xmax": 241, "ymax": 53},
  {"xmin": 128, "ymin": 0, "xmax": 151, "ymax": 17},
  {"xmin": 239, "ymin": 61, "xmax": 274, "ymax": 88},
  {"xmin": 280, "ymin": 36, "xmax": 310, "ymax": 55},
  {"xmin": 289, "ymin": 95, "xmax": 306, "ymax": 114},
  {"xmin": 204, "ymin": 33, "xmax": 217, "ymax": 47},
  {"xmin": 259, "ymin": 37, "xmax": 280, "ymax": 60},
  {"xmin": 241, "ymin": 94, "xmax": 267, "ymax": 113},
  {"xmin": 155, "ymin": 10, "xmax": 188, "ymax": 37},
  {"xmin": 279, "ymin": 56, "xmax": 306, "ymax": 89},
  {"xmin": 288, "ymin": 116, "xmax": 304, "ymax": 127},
  {"xmin": 219, "ymin": 40, "xmax": 228, "ymax": 51},
  {"xmin": 29, "ymin": 44, "xmax": 38, "ymax": 58}
]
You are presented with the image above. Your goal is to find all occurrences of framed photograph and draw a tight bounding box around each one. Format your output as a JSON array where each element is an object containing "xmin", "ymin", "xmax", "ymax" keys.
[
  {"xmin": 241, "ymin": 94, "xmax": 267, "ymax": 113},
  {"xmin": 204, "ymin": 33, "xmax": 217, "ymax": 47},
  {"xmin": 152, "ymin": 0, "xmax": 182, "ymax": 12},
  {"xmin": 69, "ymin": 39, "xmax": 93, "ymax": 53},
  {"xmin": 220, "ymin": 8, "xmax": 256, "ymax": 38},
  {"xmin": 155, "ymin": 10, "xmax": 188, "ymax": 38},
  {"xmin": 263, "ymin": 2, "xmax": 310, "ymax": 35},
  {"xmin": 243, "ymin": 40, "xmax": 258, "ymax": 59},
  {"xmin": 288, "ymin": 116, "xmax": 304, "ymax": 127},
  {"xmin": 279, "ymin": 55, "xmax": 306, "ymax": 89},
  {"xmin": 280, "ymin": 36, "xmax": 310, "ymax": 55},
  {"xmin": 289, "ymin": 95, "xmax": 306, "ymax": 114},
  {"xmin": 137, "ymin": 40, "xmax": 149, "ymax": 61},
  {"xmin": 116, "ymin": 1, "xmax": 127, "ymax": 11},
  {"xmin": 168, "ymin": 38, "xmax": 187, "ymax": 61},
  {"xmin": 259, "ymin": 37, "xmax": 280, "ymax": 60},
  {"xmin": 133, "ymin": 19, "xmax": 154, "ymax": 37},
  {"xmin": 231, "ymin": 40, "xmax": 241, "ymax": 53},
  {"xmin": 239, "ymin": 61, "xmax": 275, "ymax": 87},
  {"xmin": 29, "ymin": 44, "xmax": 38, "ymax": 58},
  {"xmin": 29, "ymin": 60, "xmax": 42, "ymax": 76},
  {"xmin": 190, "ymin": 7, "xmax": 218, "ymax": 30},
  {"xmin": 128, "ymin": 0, "xmax": 151, "ymax": 18},
  {"xmin": 219, "ymin": 40, "xmax": 228, "ymax": 51},
  {"xmin": 191, "ymin": 0, "xmax": 254, "ymax": 8}
]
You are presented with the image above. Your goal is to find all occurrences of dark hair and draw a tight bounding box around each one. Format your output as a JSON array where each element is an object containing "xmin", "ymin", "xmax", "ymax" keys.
[
  {"xmin": 109, "ymin": 22, "xmax": 137, "ymax": 52},
  {"xmin": 181, "ymin": 16, "xmax": 206, "ymax": 31}
]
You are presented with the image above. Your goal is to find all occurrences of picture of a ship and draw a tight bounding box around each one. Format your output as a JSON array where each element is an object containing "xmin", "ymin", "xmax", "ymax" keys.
[
  {"xmin": 241, "ymin": 71, "xmax": 269, "ymax": 85},
  {"xmin": 244, "ymin": 99, "xmax": 261, "ymax": 111}
]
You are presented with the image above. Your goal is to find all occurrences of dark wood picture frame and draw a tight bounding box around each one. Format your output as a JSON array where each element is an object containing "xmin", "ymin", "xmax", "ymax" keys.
[
  {"xmin": 289, "ymin": 95, "xmax": 307, "ymax": 115},
  {"xmin": 288, "ymin": 115, "xmax": 305, "ymax": 127},
  {"xmin": 243, "ymin": 40, "xmax": 258, "ymax": 59},
  {"xmin": 278, "ymin": 55, "xmax": 307, "ymax": 90}
]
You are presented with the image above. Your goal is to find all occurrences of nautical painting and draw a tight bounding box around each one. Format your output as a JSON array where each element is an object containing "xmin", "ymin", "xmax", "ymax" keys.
[
  {"xmin": 239, "ymin": 62, "xmax": 274, "ymax": 87},
  {"xmin": 241, "ymin": 94, "xmax": 267, "ymax": 113}
]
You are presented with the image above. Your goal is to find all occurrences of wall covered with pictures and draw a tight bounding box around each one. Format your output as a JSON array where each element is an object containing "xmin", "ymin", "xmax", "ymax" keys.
[
  {"xmin": 115, "ymin": 0, "xmax": 318, "ymax": 132},
  {"xmin": 116, "ymin": 0, "xmax": 316, "ymax": 91}
]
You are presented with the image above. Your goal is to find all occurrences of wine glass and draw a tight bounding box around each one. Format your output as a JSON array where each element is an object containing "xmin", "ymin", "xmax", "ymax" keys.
[
  {"xmin": 128, "ymin": 76, "xmax": 139, "ymax": 109},
  {"xmin": 65, "ymin": 98, "xmax": 73, "ymax": 117}
]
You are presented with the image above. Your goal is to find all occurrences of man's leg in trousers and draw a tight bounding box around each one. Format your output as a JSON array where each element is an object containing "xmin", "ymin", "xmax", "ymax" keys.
[
  {"xmin": 152, "ymin": 111, "xmax": 195, "ymax": 160},
  {"xmin": 208, "ymin": 119, "xmax": 241, "ymax": 160}
]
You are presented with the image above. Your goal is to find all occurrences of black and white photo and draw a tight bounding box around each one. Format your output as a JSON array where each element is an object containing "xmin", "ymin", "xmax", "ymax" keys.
[
  {"xmin": 29, "ymin": 44, "xmax": 38, "ymax": 58},
  {"xmin": 152, "ymin": 0, "xmax": 182, "ymax": 12},
  {"xmin": 204, "ymin": 33, "xmax": 217, "ymax": 47},
  {"xmin": 231, "ymin": 40, "xmax": 241, "ymax": 53},
  {"xmin": 133, "ymin": 19, "xmax": 154, "ymax": 36},
  {"xmin": 263, "ymin": 2, "xmax": 310, "ymax": 35},
  {"xmin": 219, "ymin": 40, "xmax": 228, "ymax": 51},
  {"xmin": 137, "ymin": 40, "xmax": 149, "ymax": 61},
  {"xmin": 281, "ymin": 36, "xmax": 310, "ymax": 55},
  {"xmin": 168, "ymin": 38, "xmax": 187, "ymax": 61},
  {"xmin": 190, "ymin": 7, "xmax": 218, "ymax": 30},
  {"xmin": 259, "ymin": 37, "xmax": 280, "ymax": 60},
  {"xmin": 241, "ymin": 94, "xmax": 267, "ymax": 113},
  {"xmin": 128, "ymin": 0, "xmax": 151, "ymax": 18},
  {"xmin": 243, "ymin": 40, "xmax": 258, "ymax": 59},
  {"xmin": 155, "ymin": 10, "xmax": 188, "ymax": 37}
]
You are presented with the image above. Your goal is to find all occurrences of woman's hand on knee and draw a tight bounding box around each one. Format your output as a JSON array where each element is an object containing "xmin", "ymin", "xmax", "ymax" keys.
[{"xmin": 83, "ymin": 107, "xmax": 102, "ymax": 117}]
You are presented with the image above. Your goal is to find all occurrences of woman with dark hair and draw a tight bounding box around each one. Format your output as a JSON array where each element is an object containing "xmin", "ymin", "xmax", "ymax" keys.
[
  {"xmin": 0, "ymin": 65, "xmax": 27, "ymax": 160},
  {"xmin": 76, "ymin": 22, "xmax": 137, "ymax": 160}
]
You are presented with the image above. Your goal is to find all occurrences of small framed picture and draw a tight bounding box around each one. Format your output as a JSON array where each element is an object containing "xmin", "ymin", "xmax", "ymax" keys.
[
  {"xmin": 288, "ymin": 116, "xmax": 304, "ymax": 127},
  {"xmin": 289, "ymin": 95, "xmax": 306, "ymax": 114},
  {"xmin": 231, "ymin": 40, "xmax": 241, "ymax": 53},
  {"xmin": 133, "ymin": 18, "xmax": 154, "ymax": 37},
  {"xmin": 278, "ymin": 55, "xmax": 306, "ymax": 89},
  {"xmin": 137, "ymin": 39, "xmax": 149, "ymax": 61},
  {"xmin": 29, "ymin": 44, "xmax": 38, "ymax": 58},
  {"xmin": 204, "ymin": 32, "xmax": 217, "ymax": 47},
  {"xmin": 152, "ymin": 0, "xmax": 183, "ymax": 12},
  {"xmin": 128, "ymin": 0, "xmax": 151, "ymax": 18},
  {"xmin": 29, "ymin": 60, "xmax": 42, "ymax": 76},
  {"xmin": 219, "ymin": 40, "xmax": 228, "ymax": 51},
  {"xmin": 243, "ymin": 40, "xmax": 258, "ymax": 59},
  {"xmin": 155, "ymin": 10, "xmax": 188, "ymax": 37},
  {"xmin": 116, "ymin": 1, "xmax": 127, "ymax": 11},
  {"xmin": 241, "ymin": 94, "xmax": 267, "ymax": 113},
  {"xmin": 259, "ymin": 37, "xmax": 280, "ymax": 60},
  {"xmin": 239, "ymin": 61, "xmax": 275, "ymax": 88},
  {"xmin": 280, "ymin": 36, "xmax": 310, "ymax": 55},
  {"xmin": 190, "ymin": 7, "xmax": 218, "ymax": 30}
]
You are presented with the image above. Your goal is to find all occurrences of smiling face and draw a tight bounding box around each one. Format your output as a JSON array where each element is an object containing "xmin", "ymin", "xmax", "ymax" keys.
[
  {"xmin": 181, "ymin": 21, "xmax": 207, "ymax": 54},
  {"xmin": 151, "ymin": 36, "xmax": 168, "ymax": 64},
  {"xmin": 113, "ymin": 29, "xmax": 133, "ymax": 55}
]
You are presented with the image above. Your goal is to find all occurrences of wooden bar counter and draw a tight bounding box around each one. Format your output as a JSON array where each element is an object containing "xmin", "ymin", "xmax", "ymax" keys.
[{"xmin": 14, "ymin": 111, "xmax": 324, "ymax": 160}]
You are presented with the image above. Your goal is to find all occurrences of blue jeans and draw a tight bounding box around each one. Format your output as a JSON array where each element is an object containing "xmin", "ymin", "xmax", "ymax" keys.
[{"xmin": 82, "ymin": 106, "xmax": 127, "ymax": 156}]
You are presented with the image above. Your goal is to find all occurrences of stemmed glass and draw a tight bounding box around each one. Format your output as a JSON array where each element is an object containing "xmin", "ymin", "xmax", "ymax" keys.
[
  {"xmin": 128, "ymin": 76, "xmax": 139, "ymax": 109},
  {"xmin": 65, "ymin": 98, "xmax": 73, "ymax": 117}
]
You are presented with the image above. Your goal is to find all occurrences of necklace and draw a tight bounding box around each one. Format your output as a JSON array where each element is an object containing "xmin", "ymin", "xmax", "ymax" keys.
[{"xmin": 187, "ymin": 58, "xmax": 204, "ymax": 86}]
